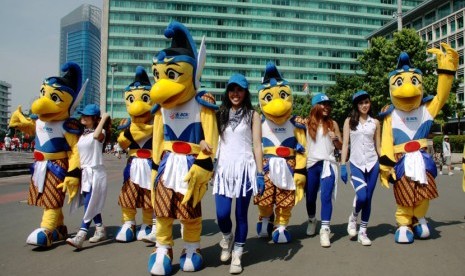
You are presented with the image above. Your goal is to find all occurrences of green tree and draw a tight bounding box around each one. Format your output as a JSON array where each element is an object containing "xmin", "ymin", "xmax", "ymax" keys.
[
  {"xmin": 293, "ymin": 94, "xmax": 312, "ymax": 118},
  {"xmin": 325, "ymin": 73, "xmax": 364, "ymax": 126}
]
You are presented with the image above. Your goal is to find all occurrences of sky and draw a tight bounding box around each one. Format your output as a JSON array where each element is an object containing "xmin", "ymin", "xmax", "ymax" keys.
[{"xmin": 0, "ymin": 0, "xmax": 103, "ymax": 113}]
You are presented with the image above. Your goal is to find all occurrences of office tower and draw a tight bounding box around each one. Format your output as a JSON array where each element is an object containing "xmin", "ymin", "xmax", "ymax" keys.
[
  {"xmin": 60, "ymin": 4, "xmax": 102, "ymax": 113},
  {"xmin": 101, "ymin": 0, "xmax": 423, "ymax": 118},
  {"xmin": 0, "ymin": 80, "xmax": 11, "ymax": 133}
]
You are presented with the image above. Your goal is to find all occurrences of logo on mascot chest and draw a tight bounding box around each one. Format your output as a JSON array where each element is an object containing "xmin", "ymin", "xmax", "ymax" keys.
[
  {"xmin": 272, "ymin": 127, "xmax": 286, "ymax": 133},
  {"xmin": 169, "ymin": 112, "xmax": 189, "ymax": 120},
  {"xmin": 40, "ymin": 126, "xmax": 53, "ymax": 133},
  {"xmin": 401, "ymin": 116, "xmax": 418, "ymax": 123}
]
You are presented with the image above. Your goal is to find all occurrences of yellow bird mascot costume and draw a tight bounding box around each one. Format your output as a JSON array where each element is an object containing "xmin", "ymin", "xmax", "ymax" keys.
[
  {"xmin": 254, "ymin": 62, "xmax": 307, "ymax": 243},
  {"xmin": 379, "ymin": 43, "xmax": 458, "ymax": 244},
  {"xmin": 148, "ymin": 21, "xmax": 218, "ymax": 275},
  {"xmin": 9, "ymin": 62, "xmax": 85, "ymax": 248},
  {"xmin": 115, "ymin": 66, "xmax": 156, "ymax": 242}
]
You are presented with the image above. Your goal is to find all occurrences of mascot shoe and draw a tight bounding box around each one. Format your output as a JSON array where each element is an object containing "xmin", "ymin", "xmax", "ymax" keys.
[
  {"xmin": 137, "ymin": 224, "xmax": 152, "ymax": 241},
  {"xmin": 148, "ymin": 246, "xmax": 173, "ymax": 276},
  {"xmin": 180, "ymin": 243, "xmax": 203, "ymax": 272},
  {"xmin": 395, "ymin": 226, "xmax": 414, "ymax": 244},
  {"xmin": 272, "ymin": 225, "xmax": 291, "ymax": 243},
  {"xmin": 256, "ymin": 217, "xmax": 273, "ymax": 238},
  {"xmin": 413, "ymin": 218, "xmax": 430, "ymax": 239},
  {"xmin": 52, "ymin": 225, "xmax": 68, "ymax": 241},
  {"xmin": 115, "ymin": 222, "xmax": 136, "ymax": 242},
  {"xmin": 26, "ymin": 228, "xmax": 53, "ymax": 247}
]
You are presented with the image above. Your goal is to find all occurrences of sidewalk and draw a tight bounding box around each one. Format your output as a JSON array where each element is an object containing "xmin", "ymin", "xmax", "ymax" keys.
[
  {"xmin": 0, "ymin": 151, "xmax": 34, "ymax": 177},
  {"xmin": 451, "ymin": 152, "xmax": 463, "ymax": 171}
]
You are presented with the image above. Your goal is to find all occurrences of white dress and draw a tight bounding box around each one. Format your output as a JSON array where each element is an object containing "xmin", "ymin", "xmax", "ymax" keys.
[
  {"xmin": 213, "ymin": 114, "xmax": 257, "ymax": 198},
  {"xmin": 77, "ymin": 130, "xmax": 107, "ymax": 223}
]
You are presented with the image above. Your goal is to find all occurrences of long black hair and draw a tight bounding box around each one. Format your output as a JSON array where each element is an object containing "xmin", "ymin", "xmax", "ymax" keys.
[
  {"xmin": 216, "ymin": 83, "xmax": 254, "ymax": 137},
  {"xmin": 349, "ymin": 94, "xmax": 372, "ymax": 131}
]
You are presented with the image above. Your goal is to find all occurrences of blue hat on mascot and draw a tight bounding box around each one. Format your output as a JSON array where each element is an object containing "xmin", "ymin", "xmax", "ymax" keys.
[
  {"xmin": 125, "ymin": 66, "xmax": 152, "ymax": 92},
  {"xmin": 259, "ymin": 62, "xmax": 288, "ymax": 90},
  {"xmin": 388, "ymin": 52, "xmax": 423, "ymax": 78},
  {"xmin": 153, "ymin": 21, "xmax": 199, "ymax": 88},
  {"xmin": 43, "ymin": 62, "xmax": 82, "ymax": 109}
]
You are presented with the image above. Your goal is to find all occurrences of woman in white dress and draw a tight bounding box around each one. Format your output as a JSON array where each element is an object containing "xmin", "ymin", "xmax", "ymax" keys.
[
  {"xmin": 212, "ymin": 73, "xmax": 263, "ymax": 274},
  {"xmin": 66, "ymin": 104, "xmax": 110, "ymax": 249},
  {"xmin": 340, "ymin": 90, "xmax": 381, "ymax": 246}
]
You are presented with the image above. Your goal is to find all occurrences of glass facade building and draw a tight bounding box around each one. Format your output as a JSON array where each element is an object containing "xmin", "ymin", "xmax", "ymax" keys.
[
  {"xmin": 60, "ymin": 4, "xmax": 102, "ymax": 114},
  {"xmin": 101, "ymin": 0, "xmax": 423, "ymax": 118},
  {"xmin": 0, "ymin": 80, "xmax": 11, "ymax": 132}
]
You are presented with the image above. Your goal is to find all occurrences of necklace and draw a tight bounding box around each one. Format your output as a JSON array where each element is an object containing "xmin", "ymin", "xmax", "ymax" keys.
[{"xmin": 83, "ymin": 128, "xmax": 95, "ymax": 135}]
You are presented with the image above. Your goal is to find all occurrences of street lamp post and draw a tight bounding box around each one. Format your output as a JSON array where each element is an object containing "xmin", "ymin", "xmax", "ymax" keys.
[{"xmin": 110, "ymin": 63, "xmax": 117, "ymax": 118}]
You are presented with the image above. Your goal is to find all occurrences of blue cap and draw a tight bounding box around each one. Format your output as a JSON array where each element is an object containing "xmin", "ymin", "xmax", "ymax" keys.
[
  {"xmin": 352, "ymin": 90, "xmax": 369, "ymax": 103},
  {"xmin": 78, "ymin": 104, "xmax": 101, "ymax": 117},
  {"xmin": 311, "ymin": 93, "xmax": 333, "ymax": 106},
  {"xmin": 227, "ymin": 73, "xmax": 249, "ymax": 90}
]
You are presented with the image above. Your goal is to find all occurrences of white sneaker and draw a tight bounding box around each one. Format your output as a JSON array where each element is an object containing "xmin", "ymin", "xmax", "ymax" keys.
[
  {"xmin": 347, "ymin": 214, "xmax": 357, "ymax": 237},
  {"xmin": 448, "ymin": 172, "xmax": 454, "ymax": 176},
  {"xmin": 439, "ymin": 171, "xmax": 443, "ymax": 175},
  {"xmin": 220, "ymin": 234, "xmax": 234, "ymax": 262},
  {"xmin": 89, "ymin": 226, "xmax": 106, "ymax": 243},
  {"xmin": 66, "ymin": 230, "xmax": 86, "ymax": 249},
  {"xmin": 319, "ymin": 228, "xmax": 331, "ymax": 248},
  {"xmin": 358, "ymin": 232, "xmax": 372, "ymax": 246},
  {"xmin": 229, "ymin": 251, "xmax": 243, "ymax": 274},
  {"xmin": 306, "ymin": 218, "xmax": 318, "ymax": 236}
]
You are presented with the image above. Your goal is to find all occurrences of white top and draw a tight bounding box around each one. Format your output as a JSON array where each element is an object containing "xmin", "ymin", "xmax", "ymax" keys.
[
  {"xmin": 443, "ymin": 140, "xmax": 451, "ymax": 157},
  {"xmin": 306, "ymin": 125, "xmax": 339, "ymax": 199},
  {"xmin": 213, "ymin": 113, "xmax": 257, "ymax": 198},
  {"xmin": 349, "ymin": 116, "xmax": 378, "ymax": 172},
  {"xmin": 77, "ymin": 130, "xmax": 105, "ymax": 168},
  {"xmin": 306, "ymin": 126, "xmax": 336, "ymax": 168}
]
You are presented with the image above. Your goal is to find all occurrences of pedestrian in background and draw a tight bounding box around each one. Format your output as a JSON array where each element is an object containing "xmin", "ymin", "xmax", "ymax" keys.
[
  {"xmin": 441, "ymin": 135, "xmax": 453, "ymax": 175},
  {"xmin": 340, "ymin": 91, "xmax": 380, "ymax": 246},
  {"xmin": 66, "ymin": 104, "xmax": 111, "ymax": 249},
  {"xmin": 305, "ymin": 93, "xmax": 342, "ymax": 248}
]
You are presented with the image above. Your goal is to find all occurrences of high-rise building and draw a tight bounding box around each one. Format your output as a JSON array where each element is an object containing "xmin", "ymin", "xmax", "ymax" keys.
[
  {"xmin": 60, "ymin": 4, "xmax": 102, "ymax": 113},
  {"xmin": 367, "ymin": 0, "xmax": 464, "ymax": 134},
  {"xmin": 101, "ymin": 0, "xmax": 424, "ymax": 118},
  {"xmin": 0, "ymin": 80, "xmax": 11, "ymax": 133}
]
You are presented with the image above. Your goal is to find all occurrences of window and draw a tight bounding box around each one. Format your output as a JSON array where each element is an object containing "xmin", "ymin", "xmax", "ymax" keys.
[{"xmin": 442, "ymin": 25, "xmax": 447, "ymax": 36}]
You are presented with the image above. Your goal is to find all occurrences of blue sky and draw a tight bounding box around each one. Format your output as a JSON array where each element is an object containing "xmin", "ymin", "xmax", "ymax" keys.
[{"xmin": 0, "ymin": 0, "xmax": 102, "ymax": 113}]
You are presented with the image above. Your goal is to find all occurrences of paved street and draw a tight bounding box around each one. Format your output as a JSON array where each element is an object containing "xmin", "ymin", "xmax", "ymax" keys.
[{"xmin": 0, "ymin": 152, "xmax": 464, "ymax": 276}]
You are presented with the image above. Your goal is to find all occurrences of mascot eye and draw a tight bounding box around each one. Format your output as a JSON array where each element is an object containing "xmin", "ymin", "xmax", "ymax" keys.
[
  {"xmin": 142, "ymin": 94, "xmax": 151, "ymax": 103},
  {"xmin": 40, "ymin": 88, "xmax": 45, "ymax": 97},
  {"xmin": 126, "ymin": 95, "xmax": 135, "ymax": 103},
  {"xmin": 50, "ymin": 93, "xmax": 62, "ymax": 103},
  {"xmin": 411, "ymin": 76, "xmax": 421, "ymax": 85},
  {"xmin": 394, "ymin": 77, "xmax": 403, "ymax": 87},
  {"xmin": 153, "ymin": 68, "xmax": 159, "ymax": 80},
  {"xmin": 166, "ymin": 69, "xmax": 181, "ymax": 80},
  {"xmin": 279, "ymin": 90, "xmax": 289, "ymax": 99},
  {"xmin": 262, "ymin": 93, "xmax": 273, "ymax": 102}
]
